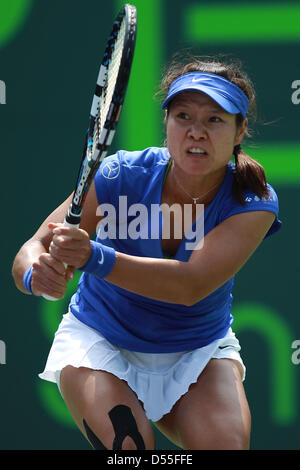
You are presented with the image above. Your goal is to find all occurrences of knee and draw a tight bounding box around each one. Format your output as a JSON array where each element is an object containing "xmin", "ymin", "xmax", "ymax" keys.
[
  {"xmin": 219, "ymin": 429, "xmax": 250, "ymax": 450},
  {"xmin": 184, "ymin": 433, "xmax": 250, "ymax": 451},
  {"xmin": 182, "ymin": 423, "xmax": 251, "ymax": 450},
  {"xmin": 220, "ymin": 414, "xmax": 251, "ymax": 450}
]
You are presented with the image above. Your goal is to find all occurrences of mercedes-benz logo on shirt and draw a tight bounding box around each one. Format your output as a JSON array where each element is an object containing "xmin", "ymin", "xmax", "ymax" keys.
[{"xmin": 101, "ymin": 160, "xmax": 120, "ymax": 179}]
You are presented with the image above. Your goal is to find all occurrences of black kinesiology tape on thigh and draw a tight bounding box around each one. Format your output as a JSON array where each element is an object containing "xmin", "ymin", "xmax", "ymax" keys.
[
  {"xmin": 83, "ymin": 419, "xmax": 107, "ymax": 450},
  {"xmin": 109, "ymin": 404, "xmax": 146, "ymax": 450},
  {"xmin": 83, "ymin": 404, "xmax": 145, "ymax": 450}
]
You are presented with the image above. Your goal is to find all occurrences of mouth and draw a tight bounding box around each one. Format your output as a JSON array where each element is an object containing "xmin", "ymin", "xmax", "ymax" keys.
[{"xmin": 186, "ymin": 147, "xmax": 208, "ymax": 157}]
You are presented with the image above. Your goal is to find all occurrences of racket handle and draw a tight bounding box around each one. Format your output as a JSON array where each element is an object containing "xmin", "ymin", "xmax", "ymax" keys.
[
  {"xmin": 42, "ymin": 219, "xmax": 80, "ymax": 301},
  {"xmin": 42, "ymin": 294, "xmax": 60, "ymax": 301}
]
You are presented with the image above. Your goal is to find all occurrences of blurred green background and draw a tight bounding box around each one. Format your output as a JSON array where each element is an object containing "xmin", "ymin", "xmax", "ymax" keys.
[{"xmin": 1, "ymin": 0, "xmax": 299, "ymax": 450}]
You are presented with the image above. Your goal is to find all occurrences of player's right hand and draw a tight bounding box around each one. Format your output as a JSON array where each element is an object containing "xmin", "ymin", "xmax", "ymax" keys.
[{"xmin": 31, "ymin": 253, "xmax": 70, "ymax": 299}]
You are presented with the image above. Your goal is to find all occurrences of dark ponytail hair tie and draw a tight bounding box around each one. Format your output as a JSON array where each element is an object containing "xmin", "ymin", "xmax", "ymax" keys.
[{"xmin": 233, "ymin": 144, "xmax": 242, "ymax": 158}]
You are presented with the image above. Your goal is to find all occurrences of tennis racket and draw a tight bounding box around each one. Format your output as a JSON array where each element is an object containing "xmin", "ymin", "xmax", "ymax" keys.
[{"xmin": 43, "ymin": 4, "xmax": 137, "ymax": 300}]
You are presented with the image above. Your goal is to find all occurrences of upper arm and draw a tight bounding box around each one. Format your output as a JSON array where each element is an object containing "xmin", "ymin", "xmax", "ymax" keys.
[{"xmin": 187, "ymin": 210, "xmax": 276, "ymax": 304}]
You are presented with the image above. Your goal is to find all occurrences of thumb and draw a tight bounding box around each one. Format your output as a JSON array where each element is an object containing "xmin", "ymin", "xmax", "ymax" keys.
[{"xmin": 48, "ymin": 222, "xmax": 64, "ymax": 231}]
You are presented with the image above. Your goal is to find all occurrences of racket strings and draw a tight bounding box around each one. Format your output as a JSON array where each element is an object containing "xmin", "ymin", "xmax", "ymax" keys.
[
  {"xmin": 92, "ymin": 17, "xmax": 126, "ymax": 156},
  {"xmin": 69, "ymin": 5, "xmax": 136, "ymax": 216}
]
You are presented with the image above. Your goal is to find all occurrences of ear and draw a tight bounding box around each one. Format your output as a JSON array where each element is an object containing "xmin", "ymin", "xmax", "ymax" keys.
[
  {"xmin": 234, "ymin": 118, "xmax": 248, "ymax": 146},
  {"xmin": 164, "ymin": 109, "xmax": 168, "ymax": 124}
]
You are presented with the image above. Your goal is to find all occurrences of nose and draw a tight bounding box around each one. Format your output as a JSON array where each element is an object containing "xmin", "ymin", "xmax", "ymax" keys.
[{"xmin": 187, "ymin": 121, "xmax": 207, "ymax": 140}]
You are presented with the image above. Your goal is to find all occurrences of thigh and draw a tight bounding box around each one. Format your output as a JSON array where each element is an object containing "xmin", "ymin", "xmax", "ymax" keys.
[
  {"xmin": 60, "ymin": 366, "xmax": 155, "ymax": 450},
  {"xmin": 155, "ymin": 358, "xmax": 251, "ymax": 450}
]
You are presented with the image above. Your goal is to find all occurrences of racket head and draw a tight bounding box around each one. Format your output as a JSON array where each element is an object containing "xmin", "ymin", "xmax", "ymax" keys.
[{"xmin": 66, "ymin": 4, "xmax": 137, "ymax": 225}]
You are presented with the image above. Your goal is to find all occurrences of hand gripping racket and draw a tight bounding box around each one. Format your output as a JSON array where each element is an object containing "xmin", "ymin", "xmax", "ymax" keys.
[{"xmin": 43, "ymin": 4, "xmax": 137, "ymax": 300}]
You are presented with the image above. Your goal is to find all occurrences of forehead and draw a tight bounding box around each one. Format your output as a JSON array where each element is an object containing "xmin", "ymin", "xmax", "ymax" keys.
[{"xmin": 169, "ymin": 90, "xmax": 226, "ymax": 113}]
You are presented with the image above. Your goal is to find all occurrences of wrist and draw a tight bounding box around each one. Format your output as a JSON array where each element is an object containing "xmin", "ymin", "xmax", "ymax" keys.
[
  {"xmin": 78, "ymin": 240, "xmax": 116, "ymax": 279},
  {"xmin": 23, "ymin": 265, "xmax": 33, "ymax": 294}
]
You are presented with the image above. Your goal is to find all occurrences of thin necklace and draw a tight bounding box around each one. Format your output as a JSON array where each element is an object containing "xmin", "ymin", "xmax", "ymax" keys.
[{"xmin": 173, "ymin": 170, "xmax": 221, "ymax": 205}]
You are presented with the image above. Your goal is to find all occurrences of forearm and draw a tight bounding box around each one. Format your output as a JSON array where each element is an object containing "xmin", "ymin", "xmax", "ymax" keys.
[
  {"xmin": 12, "ymin": 239, "xmax": 47, "ymax": 293},
  {"xmin": 105, "ymin": 212, "xmax": 275, "ymax": 306},
  {"xmin": 105, "ymin": 252, "xmax": 194, "ymax": 305}
]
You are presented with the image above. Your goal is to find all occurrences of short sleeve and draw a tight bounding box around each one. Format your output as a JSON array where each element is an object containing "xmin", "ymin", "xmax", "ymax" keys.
[
  {"xmin": 93, "ymin": 152, "xmax": 122, "ymax": 206},
  {"xmin": 219, "ymin": 184, "xmax": 282, "ymax": 239}
]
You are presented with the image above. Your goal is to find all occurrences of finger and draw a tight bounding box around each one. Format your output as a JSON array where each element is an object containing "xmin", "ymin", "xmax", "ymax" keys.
[
  {"xmin": 49, "ymin": 238, "xmax": 91, "ymax": 267},
  {"xmin": 51, "ymin": 234, "xmax": 88, "ymax": 248},
  {"xmin": 31, "ymin": 266, "xmax": 67, "ymax": 298},
  {"xmin": 50, "ymin": 237, "xmax": 90, "ymax": 260},
  {"xmin": 32, "ymin": 276, "xmax": 66, "ymax": 299},
  {"xmin": 34, "ymin": 254, "xmax": 67, "ymax": 284},
  {"xmin": 39, "ymin": 252, "xmax": 67, "ymax": 276},
  {"xmin": 48, "ymin": 245, "xmax": 87, "ymax": 267},
  {"xmin": 48, "ymin": 222, "xmax": 64, "ymax": 230},
  {"xmin": 32, "ymin": 261, "xmax": 67, "ymax": 290},
  {"xmin": 49, "ymin": 242, "xmax": 77, "ymax": 260},
  {"xmin": 52, "ymin": 226, "xmax": 89, "ymax": 240}
]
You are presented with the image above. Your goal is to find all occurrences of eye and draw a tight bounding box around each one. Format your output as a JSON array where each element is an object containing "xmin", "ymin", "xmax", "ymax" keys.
[
  {"xmin": 177, "ymin": 112, "xmax": 190, "ymax": 120},
  {"xmin": 209, "ymin": 116, "xmax": 222, "ymax": 123}
]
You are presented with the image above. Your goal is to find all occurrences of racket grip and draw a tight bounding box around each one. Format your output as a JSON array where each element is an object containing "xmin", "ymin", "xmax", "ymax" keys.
[
  {"xmin": 42, "ymin": 294, "xmax": 60, "ymax": 301},
  {"xmin": 42, "ymin": 219, "xmax": 80, "ymax": 301},
  {"xmin": 61, "ymin": 218, "xmax": 80, "ymax": 269}
]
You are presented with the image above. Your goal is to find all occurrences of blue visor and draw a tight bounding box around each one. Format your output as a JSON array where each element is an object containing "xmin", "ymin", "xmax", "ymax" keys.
[{"xmin": 162, "ymin": 72, "xmax": 249, "ymax": 118}]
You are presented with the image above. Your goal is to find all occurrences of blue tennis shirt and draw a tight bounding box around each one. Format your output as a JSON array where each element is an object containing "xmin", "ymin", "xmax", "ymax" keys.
[{"xmin": 69, "ymin": 147, "xmax": 281, "ymax": 353}]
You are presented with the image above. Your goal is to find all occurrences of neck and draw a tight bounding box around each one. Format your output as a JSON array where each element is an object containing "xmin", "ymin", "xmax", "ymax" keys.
[{"xmin": 168, "ymin": 161, "xmax": 226, "ymax": 205}]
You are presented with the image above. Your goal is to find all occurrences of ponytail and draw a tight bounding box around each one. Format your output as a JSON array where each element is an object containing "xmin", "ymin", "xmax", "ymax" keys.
[{"xmin": 232, "ymin": 144, "xmax": 269, "ymax": 205}]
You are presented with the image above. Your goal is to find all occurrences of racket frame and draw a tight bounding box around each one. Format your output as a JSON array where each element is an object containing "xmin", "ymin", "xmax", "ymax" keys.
[{"xmin": 65, "ymin": 3, "xmax": 137, "ymax": 228}]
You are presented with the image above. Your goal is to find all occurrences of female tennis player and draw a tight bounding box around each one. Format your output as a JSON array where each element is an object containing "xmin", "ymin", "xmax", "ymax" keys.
[{"xmin": 12, "ymin": 56, "xmax": 281, "ymax": 450}]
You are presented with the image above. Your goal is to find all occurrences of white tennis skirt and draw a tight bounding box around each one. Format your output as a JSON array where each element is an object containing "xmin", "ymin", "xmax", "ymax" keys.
[{"xmin": 39, "ymin": 310, "xmax": 245, "ymax": 422}]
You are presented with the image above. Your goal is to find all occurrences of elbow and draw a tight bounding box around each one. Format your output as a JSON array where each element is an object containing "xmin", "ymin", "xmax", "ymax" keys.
[
  {"xmin": 176, "ymin": 265, "xmax": 204, "ymax": 306},
  {"xmin": 183, "ymin": 299, "xmax": 197, "ymax": 307},
  {"xmin": 12, "ymin": 265, "xmax": 21, "ymax": 292},
  {"xmin": 11, "ymin": 259, "xmax": 19, "ymax": 286},
  {"xmin": 182, "ymin": 295, "xmax": 201, "ymax": 307},
  {"xmin": 11, "ymin": 256, "xmax": 27, "ymax": 294}
]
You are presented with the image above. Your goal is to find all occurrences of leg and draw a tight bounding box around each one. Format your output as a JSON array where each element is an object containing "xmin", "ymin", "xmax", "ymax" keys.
[
  {"xmin": 59, "ymin": 366, "xmax": 155, "ymax": 450},
  {"xmin": 154, "ymin": 358, "xmax": 251, "ymax": 450}
]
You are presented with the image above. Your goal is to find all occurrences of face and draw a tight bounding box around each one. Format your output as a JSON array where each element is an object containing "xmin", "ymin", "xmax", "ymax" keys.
[{"xmin": 166, "ymin": 91, "xmax": 248, "ymax": 178}]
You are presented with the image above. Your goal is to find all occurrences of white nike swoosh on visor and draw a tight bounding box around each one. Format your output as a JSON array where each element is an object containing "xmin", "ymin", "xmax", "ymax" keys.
[
  {"xmin": 98, "ymin": 247, "xmax": 104, "ymax": 265},
  {"xmin": 191, "ymin": 77, "xmax": 212, "ymax": 82}
]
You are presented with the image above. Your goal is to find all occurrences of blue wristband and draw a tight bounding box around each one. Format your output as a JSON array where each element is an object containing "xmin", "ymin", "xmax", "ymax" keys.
[
  {"xmin": 23, "ymin": 265, "xmax": 33, "ymax": 294},
  {"xmin": 78, "ymin": 240, "xmax": 116, "ymax": 279}
]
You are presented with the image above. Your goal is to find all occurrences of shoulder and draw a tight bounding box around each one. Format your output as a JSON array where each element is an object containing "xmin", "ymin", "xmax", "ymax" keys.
[
  {"xmin": 93, "ymin": 147, "xmax": 169, "ymax": 203},
  {"xmin": 95, "ymin": 147, "xmax": 168, "ymax": 179},
  {"xmin": 223, "ymin": 161, "xmax": 279, "ymax": 212},
  {"xmin": 118, "ymin": 147, "xmax": 170, "ymax": 169},
  {"xmin": 218, "ymin": 162, "xmax": 281, "ymax": 238}
]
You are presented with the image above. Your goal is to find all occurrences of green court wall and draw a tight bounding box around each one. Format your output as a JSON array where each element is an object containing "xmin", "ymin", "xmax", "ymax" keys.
[{"xmin": 1, "ymin": 0, "xmax": 299, "ymax": 450}]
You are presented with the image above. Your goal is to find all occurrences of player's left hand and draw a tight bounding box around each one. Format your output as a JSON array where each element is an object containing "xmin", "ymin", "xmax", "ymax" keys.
[{"xmin": 48, "ymin": 222, "xmax": 92, "ymax": 270}]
